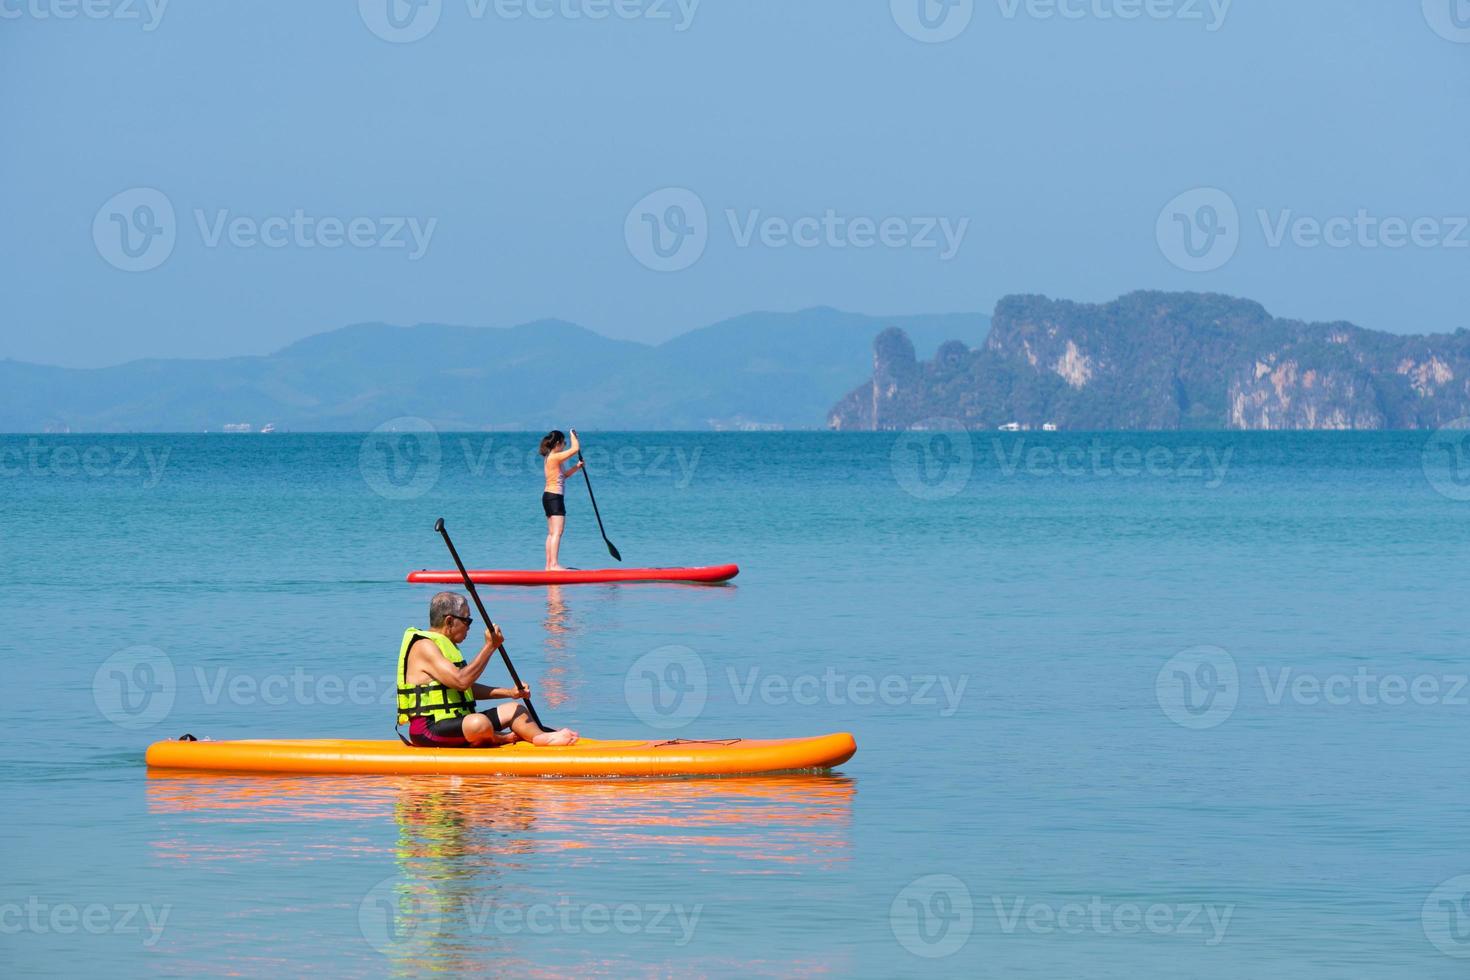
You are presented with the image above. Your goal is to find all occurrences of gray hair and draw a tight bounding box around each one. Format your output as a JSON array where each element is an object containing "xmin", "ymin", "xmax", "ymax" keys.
[{"xmin": 428, "ymin": 591, "xmax": 470, "ymax": 628}]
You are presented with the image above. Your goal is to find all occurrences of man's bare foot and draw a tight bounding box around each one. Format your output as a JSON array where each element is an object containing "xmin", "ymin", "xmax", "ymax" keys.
[
  {"xmin": 545, "ymin": 564, "xmax": 567, "ymax": 572},
  {"xmin": 532, "ymin": 728, "xmax": 579, "ymax": 746}
]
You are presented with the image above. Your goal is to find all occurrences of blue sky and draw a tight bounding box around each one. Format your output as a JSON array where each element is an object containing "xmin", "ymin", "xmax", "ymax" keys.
[{"xmin": 2, "ymin": 1, "xmax": 1467, "ymax": 367}]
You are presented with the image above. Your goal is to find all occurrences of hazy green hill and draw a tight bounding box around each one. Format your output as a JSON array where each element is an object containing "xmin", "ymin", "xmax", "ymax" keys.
[
  {"xmin": 0, "ymin": 309, "xmax": 988, "ymax": 432},
  {"xmin": 572, "ymin": 308, "xmax": 988, "ymax": 429}
]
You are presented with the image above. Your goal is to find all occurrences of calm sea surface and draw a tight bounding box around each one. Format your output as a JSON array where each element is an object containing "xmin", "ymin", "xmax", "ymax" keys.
[{"xmin": 3, "ymin": 430, "xmax": 1470, "ymax": 977}]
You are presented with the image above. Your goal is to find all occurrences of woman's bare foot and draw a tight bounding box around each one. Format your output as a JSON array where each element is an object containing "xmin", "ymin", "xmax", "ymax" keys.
[{"xmin": 532, "ymin": 728, "xmax": 578, "ymax": 746}]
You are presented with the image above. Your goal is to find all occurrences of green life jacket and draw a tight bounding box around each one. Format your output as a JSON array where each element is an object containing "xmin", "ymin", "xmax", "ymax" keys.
[{"xmin": 396, "ymin": 627, "xmax": 476, "ymax": 725}]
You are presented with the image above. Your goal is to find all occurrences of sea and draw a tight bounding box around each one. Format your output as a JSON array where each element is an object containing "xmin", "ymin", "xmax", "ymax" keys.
[{"xmin": 3, "ymin": 429, "xmax": 1469, "ymax": 977}]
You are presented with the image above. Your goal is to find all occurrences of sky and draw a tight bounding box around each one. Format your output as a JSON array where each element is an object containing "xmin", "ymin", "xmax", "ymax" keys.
[{"xmin": 2, "ymin": 0, "xmax": 1467, "ymax": 368}]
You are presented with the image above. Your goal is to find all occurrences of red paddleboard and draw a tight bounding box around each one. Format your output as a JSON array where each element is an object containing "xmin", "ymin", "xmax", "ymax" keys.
[{"xmin": 406, "ymin": 564, "xmax": 740, "ymax": 586}]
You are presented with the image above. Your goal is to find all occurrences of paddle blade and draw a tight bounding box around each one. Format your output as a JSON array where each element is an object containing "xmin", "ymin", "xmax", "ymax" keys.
[{"xmin": 606, "ymin": 540, "xmax": 623, "ymax": 562}]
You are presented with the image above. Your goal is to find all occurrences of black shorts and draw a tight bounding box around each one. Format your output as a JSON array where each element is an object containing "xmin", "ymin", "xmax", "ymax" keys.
[
  {"xmin": 408, "ymin": 710, "xmax": 512, "ymax": 748},
  {"xmin": 543, "ymin": 491, "xmax": 566, "ymax": 518}
]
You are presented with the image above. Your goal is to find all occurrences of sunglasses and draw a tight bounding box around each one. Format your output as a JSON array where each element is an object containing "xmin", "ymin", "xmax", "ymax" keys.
[{"xmin": 446, "ymin": 614, "xmax": 474, "ymax": 628}]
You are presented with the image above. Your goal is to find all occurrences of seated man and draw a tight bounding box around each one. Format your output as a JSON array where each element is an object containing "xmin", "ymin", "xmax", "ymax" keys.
[{"xmin": 397, "ymin": 591, "xmax": 578, "ymax": 747}]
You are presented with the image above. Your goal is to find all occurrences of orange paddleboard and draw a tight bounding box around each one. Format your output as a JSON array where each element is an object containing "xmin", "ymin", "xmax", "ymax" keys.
[{"xmin": 145, "ymin": 733, "xmax": 856, "ymax": 777}]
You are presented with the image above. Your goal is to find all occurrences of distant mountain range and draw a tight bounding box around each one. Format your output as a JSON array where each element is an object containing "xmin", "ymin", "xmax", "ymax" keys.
[
  {"xmin": 15, "ymin": 293, "xmax": 1465, "ymax": 433},
  {"xmin": 0, "ymin": 309, "xmax": 988, "ymax": 432},
  {"xmin": 829, "ymin": 291, "xmax": 1470, "ymax": 431}
]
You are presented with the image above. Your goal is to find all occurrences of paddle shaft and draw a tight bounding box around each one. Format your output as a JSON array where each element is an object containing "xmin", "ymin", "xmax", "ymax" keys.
[
  {"xmin": 577, "ymin": 449, "xmax": 622, "ymax": 562},
  {"xmin": 434, "ymin": 519, "xmax": 546, "ymax": 730}
]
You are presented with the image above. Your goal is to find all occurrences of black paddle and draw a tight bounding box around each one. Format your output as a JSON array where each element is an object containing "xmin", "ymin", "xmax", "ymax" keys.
[
  {"xmin": 576, "ymin": 441, "xmax": 622, "ymax": 562},
  {"xmin": 434, "ymin": 518, "xmax": 547, "ymax": 730}
]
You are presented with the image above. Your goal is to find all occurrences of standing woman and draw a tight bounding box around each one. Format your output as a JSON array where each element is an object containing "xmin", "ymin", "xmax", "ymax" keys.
[{"xmin": 540, "ymin": 429, "xmax": 584, "ymax": 571}]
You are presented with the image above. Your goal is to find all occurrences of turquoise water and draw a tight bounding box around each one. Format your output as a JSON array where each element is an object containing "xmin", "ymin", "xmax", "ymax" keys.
[{"xmin": 4, "ymin": 430, "xmax": 1470, "ymax": 977}]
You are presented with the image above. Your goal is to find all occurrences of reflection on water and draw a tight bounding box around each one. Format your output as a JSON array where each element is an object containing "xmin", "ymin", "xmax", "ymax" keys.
[
  {"xmin": 540, "ymin": 585, "xmax": 578, "ymax": 708},
  {"xmin": 147, "ymin": 772, "xmax": 855, "ymax": 867},
  {"xmin": 146, "ymin": 773, "xmax": 855, "ymax": 972}
]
